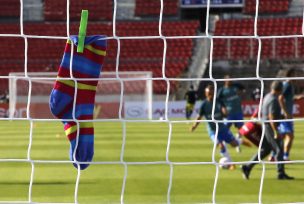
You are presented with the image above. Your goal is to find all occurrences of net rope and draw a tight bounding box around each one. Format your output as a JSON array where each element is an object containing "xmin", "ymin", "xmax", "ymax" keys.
[{"xmin": 0, "ymin": 0, "xmax": 303, "ymax": 203}]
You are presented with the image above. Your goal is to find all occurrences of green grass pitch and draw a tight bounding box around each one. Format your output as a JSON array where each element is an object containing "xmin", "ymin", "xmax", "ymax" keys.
[{"xmin": 0, "ymin": 120, "xmax": 304, "ymax": 203}]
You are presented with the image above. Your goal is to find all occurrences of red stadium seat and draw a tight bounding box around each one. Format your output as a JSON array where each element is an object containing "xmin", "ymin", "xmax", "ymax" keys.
[
  {"xmin": 213, "ymin": 17, "xmax": 302, "ymax": 60},
  {"xmin": 244, "ymin": 0, "xmax": 290, "ymax": 14},
  {"xmin": 44, "ymin": 0, "xmax": 113, "ymax": 21},
  {"xmin": 0, "ymin": 0, "xmax": 19, "ymax": 18},
  {"xmin": 135, "ymin": 0, "xmax": 178, "ymax": 17},
  {"xmin": 0, "ymin": 20, "xmax": 199, "ymax": 94}
]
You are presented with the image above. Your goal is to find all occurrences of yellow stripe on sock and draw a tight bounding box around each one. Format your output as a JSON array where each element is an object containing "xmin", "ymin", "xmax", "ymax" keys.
[
  {"xmin": 65, "ymin": 123, "xmax": 93, "ymax": 135},
  {"xmin": 58, "ymin": 79, "xmax": 75, "ymax": 87},
  {"xmin": 77, "ymin": 82, "xmax": 96, "ymax": 91},
  {"xmin": 58, "ymin": 79, "xmax": 96, "ymax": 91},
  {"xmin": 65, "ymin": 125, "xmax": 77, "ymax": 136},
  {"xmin": 85, "ymin": 45, "xmax": 106, "ymax": 56},
  {"xmin": 80, "ymin": 122, "xmax": 93, "ymax": 128},
  {"xmin": 67, "ymin": 40, "xmax": 106, "ymax": 56}
]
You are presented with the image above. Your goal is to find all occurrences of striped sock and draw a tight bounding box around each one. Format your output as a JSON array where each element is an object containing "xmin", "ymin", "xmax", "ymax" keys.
[{"xmin": 49, "ymin": 35, "xmax": 107, "ymax": 170}]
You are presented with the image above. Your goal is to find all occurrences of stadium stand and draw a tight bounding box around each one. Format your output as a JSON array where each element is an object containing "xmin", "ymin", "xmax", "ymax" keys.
[
  {"xmin": 135, "ymin": 0, "xmax": 179, "ymax": 17},
  {"xmin": 0, "ymin": 20, "xmax": 199, "ymax": 93},
  {"xmin": 0, "ymin": 0, "xmax": 201, "ymax": 94},
  {"xmin": 243, "ymin": 0, "xmax": 290, "ymax": 14},
  {"xmin": 213, "ymin": 17, "xmax": 303, "ymax": 60},
  {"xmin": 44, "ymin": 0, "xmax": 113, "ymax": 21},
  {"xmin": 0, "ymin": 0, "xmax": 19, "ymax": 18},
  {"xmin": 2, "ymin": 0, "xmax": 299, "ymax": 95}
]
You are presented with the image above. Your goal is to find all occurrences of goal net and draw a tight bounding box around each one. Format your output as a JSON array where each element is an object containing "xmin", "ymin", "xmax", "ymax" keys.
[
  {"xmin": 8, "ymin": 71, "xmax": 153, "ymax": 120},
  {"xmin": 1, "ymin": 0, "xmax": 304, "ymax": 203}
]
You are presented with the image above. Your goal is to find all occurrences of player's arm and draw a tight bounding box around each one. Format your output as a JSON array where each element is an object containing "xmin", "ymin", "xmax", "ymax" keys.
[
  {"xmin": 221, "ymin": 106, "xmax": 227, "ymax": 116},
  {"xmin": 190, "ymin": 102, "xmax": 204, "ymax": 132},
  {"xmin": 268, "ymin": 113, "xmax": 280, "ymax": 139},
  {"xmin": 216, "ymin": 87, "xmax": 224, "ymax": 105},
  {"xmin": 190, "ymin": 115, "xmax": 202, "ymax": 132},
  {"xmin": 279, "ymin": 83, "xmax": 293, "ymax": 118},
  {"xmin": 268, "ymin": 102, "xmax": 280, "ymax": 139},
  {"xmin": 278, "ymin": 94, "xmax": 291, "ymax": 119},
  {"xmin": 294, "ymin": 93, "xmax": 304, "ymax": 100},
  {"xmin": 218, "ymin": 100, "xmax": 227, "ymax": 116},
  {"xmin": 215, "ymin": 90, "xmax": 227, "ymax": 116}
]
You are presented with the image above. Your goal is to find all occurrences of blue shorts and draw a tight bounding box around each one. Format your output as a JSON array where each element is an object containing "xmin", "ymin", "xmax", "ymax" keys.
[
  {"xmin": 209, "ymin": 127, "xmax": 235, "ymax": 144},
  {"xmin": 279, "ymin": 121, "xmax": 294, "ymax": 134},
  {"xmin": 226, "ymin": 112, "xmax": 244, "ymax": 129}
]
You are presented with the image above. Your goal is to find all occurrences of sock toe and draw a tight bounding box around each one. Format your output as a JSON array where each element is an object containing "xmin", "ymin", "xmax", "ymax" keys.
[{"xmin": 70, "ymin": 140, "xmax": 94, "ymax": 170}]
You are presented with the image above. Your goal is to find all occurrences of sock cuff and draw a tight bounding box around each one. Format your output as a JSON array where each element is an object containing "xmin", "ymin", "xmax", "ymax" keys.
[{"xmin": 59, "ymin": 35, "xmax": 107, "ymax": 78}]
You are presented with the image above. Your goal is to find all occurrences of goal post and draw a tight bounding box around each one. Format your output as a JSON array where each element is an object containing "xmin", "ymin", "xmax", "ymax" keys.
[{"xmin": 8, "ymin": 71, "xmax": 153, "ymax": 120}]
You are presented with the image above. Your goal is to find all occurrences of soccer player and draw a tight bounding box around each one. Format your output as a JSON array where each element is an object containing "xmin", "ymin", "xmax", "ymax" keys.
[
  {"xmin": 190, "ymin": 84, "xmax": 247, "ymax": 168},
  {"xmin": 238, "ymin": 88, "xmax": 262, "ymax": 147},
  {"xmin": 277, "ymin": 69, "xmax": 304, "ymax": 161},
  {"xmin": 184, "ymin": 85, "xmax": 197, "ymax": 120},
  {"xmin": 241, "ymin": 81, "xmax": 294, "ymax": 180},
  {"xmin": 217, "ymin": 75, "xmax": 245, "ymax": 130}
]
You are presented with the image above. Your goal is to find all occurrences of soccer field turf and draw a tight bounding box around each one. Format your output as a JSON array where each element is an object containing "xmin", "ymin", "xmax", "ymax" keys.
[{"xmin": 0, "ymin": 120, "xmax": 304, "ymax": 203}]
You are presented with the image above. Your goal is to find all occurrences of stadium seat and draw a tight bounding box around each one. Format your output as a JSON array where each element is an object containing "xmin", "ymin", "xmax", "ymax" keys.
[
  {"xmin": 244, "ymin": 0, "xmax": 290, "ymax": 14},
  {"xmin": 213, "ymin": 17, "xmax": 302, "ymax": 60},
  {"xmin": 135, "ymin": 0, "xmax": 178, "ymax": 17},
  {"xmin": 44, "ymin": 0, "xmax": 113, "ymax": 21},
  {"xmin": 0, "ymin": 20, "xmax": 199, "ymax": 94},
  {"xmin": 0, "ymin": 0, "xmax": 19, "ymax": 18}
]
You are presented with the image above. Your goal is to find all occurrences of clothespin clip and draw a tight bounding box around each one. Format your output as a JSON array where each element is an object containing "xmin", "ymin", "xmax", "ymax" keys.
[{"xmin": 77, "ymin": 10, "xmax": 89, "ymax": 53}]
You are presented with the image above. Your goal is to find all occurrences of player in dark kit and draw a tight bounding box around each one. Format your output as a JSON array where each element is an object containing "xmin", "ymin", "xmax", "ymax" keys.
[
  {"xmin": 238, "ymin": 109, "xmax": 262, "ymax": 147},
  {"xmin": 184, "ymin": 85, "xmax": 197, "ymax": 120},
  {"xmin": 278, "ymin": 69, "xmax": 304, "ymax": 161},
  {"xmin": 191, "ymin": 85, "xmax": 250, "ymax": 168},
  {"xmin": 241, "ymin": 81, "xmax": 294, "ymax": 180},
  {"xmin": 217, "ymin": 75, "xmax": 245, "ymax": 130},
  {"xmin": 238, "ymin": 88, "xmax": 262, "ymax": 147}
]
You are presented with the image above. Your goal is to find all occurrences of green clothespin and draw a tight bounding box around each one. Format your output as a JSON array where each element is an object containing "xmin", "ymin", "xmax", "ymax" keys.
[{"xmin": 77, "ymin": 10, "xmax": 89, "ymax": 53}]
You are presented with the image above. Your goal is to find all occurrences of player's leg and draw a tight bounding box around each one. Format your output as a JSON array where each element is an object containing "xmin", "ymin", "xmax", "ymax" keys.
[
  {"xmin": 185, "ymin": 103, "xmax": 194, "ymax": 119},
  {"xmin": 280, "ymin": 121, "xmax": 294, "ymax": 160},
  {"xmin": 264, "ymin": 124, "xmax": 283, "ymax": 171},
  {"xmin": 224, "ymin": 113, "xmax": 233, "ymax": 129},
  {"xmin": 226, "ymin": 112, "xmax": 245, "ymax": 151},
  {"xmin": 264, "ymin": 124, "xmax": 294, "ymax": 179},
  {"xmin": 225, "ymin": 129, "xmax": 252, "ymax": 153},
  {"xmin": 284, "ymin": 132, "xmax": 294, "ymax": 160},
  {"xmin": 223, "ymin": 115, "xmax": 241, "ymax": 159},
  {"xmin": 185, "ymin": 103, "xmax": 190, "ymax": 119},
  {"xmin": 268, "ymin": 151, "xmax": 276, "ymax": 162},
  {"xmin": 210, "ymin": 131, "xmax": 232, "ymax": 162},
  {"xmin": 218, "ymin": 142, "xmax": 231, "ymax": 160},
  {"xmin": 218, "ymin": 127, "xmax": 247, "ymax": 153},
  {"xmin": 189, "ymin": 103, "xmax": 194, "ymax": 118},
  {"xmin": 215, "ymin": 134, "xmax": 235, "ymax": 170},
  {"xmin": 233, "ymin": 111, "xmax": 244, "ymax": 130},
  {"xmin": 225, "ymin": 112, "xmax": 244, "ymax": 130},
  {"xmin": 241, "ymin": 138, "xmax": 272, "ymax": 180}
]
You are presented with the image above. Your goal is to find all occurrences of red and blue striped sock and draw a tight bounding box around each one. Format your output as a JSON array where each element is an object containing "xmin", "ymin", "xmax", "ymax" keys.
[{"xmin": 49, "ymin": 35, "xmax": 107, "ymax": 170}]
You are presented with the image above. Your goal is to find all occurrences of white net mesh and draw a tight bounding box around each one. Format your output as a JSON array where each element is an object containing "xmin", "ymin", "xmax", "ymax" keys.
[{"xmin": 0, "ymin": 0, "xmax": 304, "ymax": 203}]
